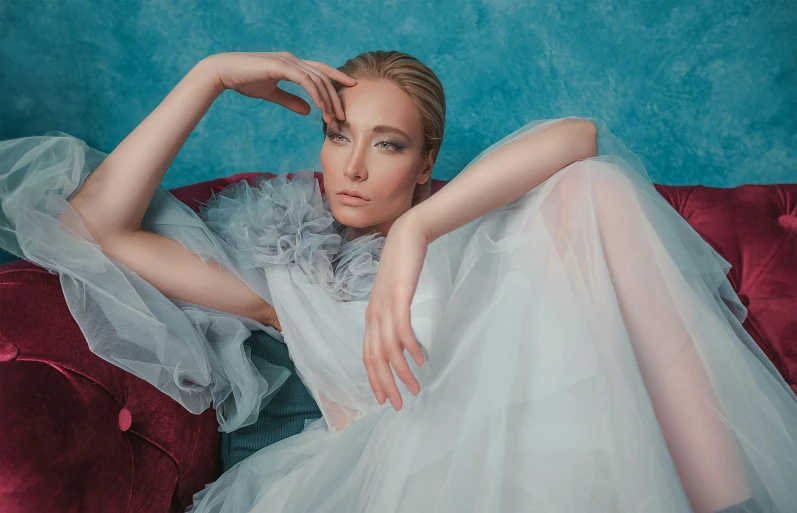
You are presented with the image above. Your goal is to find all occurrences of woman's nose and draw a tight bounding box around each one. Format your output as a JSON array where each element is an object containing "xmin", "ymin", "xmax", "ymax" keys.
[
  {"xmin": 344, "ymin": 166, "xmax": 366, "ymax": 181},
  {"xmin": 344, "ymin": 146, "xmax": 368, "ymax": 180}
]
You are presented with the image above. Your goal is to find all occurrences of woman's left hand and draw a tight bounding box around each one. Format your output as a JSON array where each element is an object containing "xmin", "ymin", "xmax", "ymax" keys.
[{"xmin": 363, "ymin": 213, "xmax": 429, "ymax": 411}]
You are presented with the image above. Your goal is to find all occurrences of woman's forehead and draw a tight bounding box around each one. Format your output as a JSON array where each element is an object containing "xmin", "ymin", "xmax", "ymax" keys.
[{"xmin": 336, "ymin": 79, "xmax": 422, "ymax": 135}]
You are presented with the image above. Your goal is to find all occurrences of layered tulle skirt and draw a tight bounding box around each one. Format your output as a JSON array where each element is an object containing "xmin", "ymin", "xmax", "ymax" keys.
[{"xmin": 187, "ymin": 152, "xmax": 797, "ymax": 512}]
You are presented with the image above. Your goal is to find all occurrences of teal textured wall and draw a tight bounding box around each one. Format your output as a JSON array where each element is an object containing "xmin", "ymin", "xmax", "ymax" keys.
[
  {"xmin": 0, "ymin": 1, "xmax": 795, "ymax": 265},
  {"xmin": 3, "ymin": 0, "xmax": 795, "ymax": 187}
]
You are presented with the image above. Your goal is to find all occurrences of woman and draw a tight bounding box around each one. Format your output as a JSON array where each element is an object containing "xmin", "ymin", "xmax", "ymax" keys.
[{"xmin": 0, "ymin": 50, "xmax": 795, "ymax": 513}]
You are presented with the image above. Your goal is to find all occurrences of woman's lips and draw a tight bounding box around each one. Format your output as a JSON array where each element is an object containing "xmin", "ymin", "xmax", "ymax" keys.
[{"xmin": 337, "ymin": 192, "xmax": 370, "ymax": 206}]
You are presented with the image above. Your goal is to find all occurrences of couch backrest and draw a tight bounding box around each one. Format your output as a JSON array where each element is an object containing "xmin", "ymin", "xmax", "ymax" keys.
[
  {"xmin": 4, "ymin": 171, "xmax": 797, "ymax": 395},
  {"xmin": 651, "ymin": 181, "xmax": 797, "ymax": 394}
]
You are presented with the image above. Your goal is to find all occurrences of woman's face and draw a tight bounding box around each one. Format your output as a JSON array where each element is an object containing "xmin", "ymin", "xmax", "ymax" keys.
[{"xmin": 321, "ymin": 78, "xmax": 433, "ymax": 238}]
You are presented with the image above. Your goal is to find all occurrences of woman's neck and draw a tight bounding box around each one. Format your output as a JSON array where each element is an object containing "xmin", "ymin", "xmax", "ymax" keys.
[{"xmin": 343, "ymin": 224, "xmax": 381, "ymax": 241}]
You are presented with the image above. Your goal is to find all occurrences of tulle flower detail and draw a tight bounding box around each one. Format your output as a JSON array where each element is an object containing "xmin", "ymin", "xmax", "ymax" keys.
[
  {"xmin": 331, "ymin": 229, "xmax": 386, "ymax": 300},
  {"xmin": 198, "ymin": 170, "xmax": 385, "ymax": 301}
]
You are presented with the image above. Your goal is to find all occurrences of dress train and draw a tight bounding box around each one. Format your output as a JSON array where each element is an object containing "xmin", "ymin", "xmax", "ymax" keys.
[{"xmin": 187, "ymin": 123, "xmax": 797, "ymax": 512}]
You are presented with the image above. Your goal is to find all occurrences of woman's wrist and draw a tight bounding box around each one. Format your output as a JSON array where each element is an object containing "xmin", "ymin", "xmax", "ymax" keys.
[
  {"xmin": 192, "ymin": 55, "xmax": 227, "ymax": 97},
  {"xmin": 394, "ymin": 207, "xmax": 434, "ymax": 245}
]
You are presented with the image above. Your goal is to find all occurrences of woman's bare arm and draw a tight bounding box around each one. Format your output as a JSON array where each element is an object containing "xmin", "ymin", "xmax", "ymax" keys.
[
  {"xmin": 98, "ymin": 229, "xmax": 282, "ymax": 329},
  {"xmin": 60, "ymin": 52, "xmax": 354, "ymax": 330},
  {"xmin": 406, "ymin": 117, "xmax": 599, "ymax": 244},
  {"xmin": 68, "ymin": 57, "xmax": 224, "ymax": 234},
  {"xmin": 61, "ymin": 57, "xmax": 279, "ymax": 328}
]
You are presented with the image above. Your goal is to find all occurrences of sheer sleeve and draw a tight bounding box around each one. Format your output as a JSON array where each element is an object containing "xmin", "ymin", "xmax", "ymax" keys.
[{"xmin": 0, "ymin": 132, "xmax": 296, "ymax": 432}]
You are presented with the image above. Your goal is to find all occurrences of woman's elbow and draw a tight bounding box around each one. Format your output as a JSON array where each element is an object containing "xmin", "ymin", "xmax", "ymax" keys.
[
  {"xmin": 581, "ymin": 120, "xmax": 599, "ymax": 158},
  {"xmin": 554, "ymin": 118, "xmax": 598, "ymax": 160}
]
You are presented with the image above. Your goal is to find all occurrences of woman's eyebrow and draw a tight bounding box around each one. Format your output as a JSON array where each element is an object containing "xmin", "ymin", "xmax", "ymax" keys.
[{"xmin": 335, "ymin": 120, "xmax": 412, "ymax": 141}]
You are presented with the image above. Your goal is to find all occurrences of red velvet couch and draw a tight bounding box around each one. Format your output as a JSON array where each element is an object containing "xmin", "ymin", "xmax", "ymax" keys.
[{"xmin": 1, "ymin": 171, "xmax": 796, "ymax": 513}]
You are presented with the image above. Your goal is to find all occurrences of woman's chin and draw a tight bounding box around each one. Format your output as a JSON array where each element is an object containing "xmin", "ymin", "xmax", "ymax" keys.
[{"xmin": 330, "ymin": 209, "xmax": 370, "ymax": 229}]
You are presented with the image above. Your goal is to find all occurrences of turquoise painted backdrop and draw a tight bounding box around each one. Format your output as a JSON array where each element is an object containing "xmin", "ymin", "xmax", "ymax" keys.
[{"xmin": 1, "ymin": 0, "xmax": 795, "ymax": 264}]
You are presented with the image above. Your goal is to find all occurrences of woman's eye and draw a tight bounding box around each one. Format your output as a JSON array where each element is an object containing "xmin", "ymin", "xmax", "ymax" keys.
[
  {"xmin": 377, "ymin": 140, "xmax": 401, "ymax": 152},
  {"xmin": 326, "ymin": 131, "xmax": 345, "ymax": 143},
  {"xmin": 326, "ymin": 132, "xmax": 402, "ymax": 153}
]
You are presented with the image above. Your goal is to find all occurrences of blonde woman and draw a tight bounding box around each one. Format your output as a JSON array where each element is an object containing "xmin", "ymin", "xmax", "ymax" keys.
[{"xmin": 0, "ymin": 50, "xmax": 795, "ymax": 512}]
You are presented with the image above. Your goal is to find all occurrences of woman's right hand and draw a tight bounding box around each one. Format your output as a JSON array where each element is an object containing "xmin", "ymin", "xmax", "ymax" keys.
[{"xmin": 202, "ymin": 51, "xmax": 357, "ymax": 124}]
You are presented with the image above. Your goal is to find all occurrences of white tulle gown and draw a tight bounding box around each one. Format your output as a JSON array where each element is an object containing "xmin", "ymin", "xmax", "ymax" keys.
[{"xmin": 1, "ymin": 117, "xmax": 796, "ymax": 513}]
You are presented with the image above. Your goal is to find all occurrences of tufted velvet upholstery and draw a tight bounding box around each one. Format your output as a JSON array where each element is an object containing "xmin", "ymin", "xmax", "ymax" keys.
[
  {"xmin": 1, "ymin": 171, "xmax": 795, "ymax": 512},
  {"xmin": 652, "ymin": 183, "xmax": 797, "ymax": 394}
]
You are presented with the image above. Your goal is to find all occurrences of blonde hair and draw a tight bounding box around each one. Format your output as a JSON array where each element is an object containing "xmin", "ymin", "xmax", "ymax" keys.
[{"xmin": 322, "ymin": 50, "xmax": 445, "ymax": 207}]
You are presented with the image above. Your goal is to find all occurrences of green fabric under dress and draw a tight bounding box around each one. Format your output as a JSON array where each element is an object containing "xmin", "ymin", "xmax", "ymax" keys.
[{"xmin": 220, "ymin": 329, "xmax": 323, "ymax": 472}]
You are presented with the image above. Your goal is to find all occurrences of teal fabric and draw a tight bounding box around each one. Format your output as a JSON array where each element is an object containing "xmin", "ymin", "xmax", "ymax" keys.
[{"xmin": 220, "ymin": 330, "xmax": 322, "ymax": 472}]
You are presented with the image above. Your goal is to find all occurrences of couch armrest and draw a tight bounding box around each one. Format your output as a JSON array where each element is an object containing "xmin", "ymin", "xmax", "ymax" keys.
[{"xmin": 0, "ymin": 260, "xmax": 222, "ymax": 513}]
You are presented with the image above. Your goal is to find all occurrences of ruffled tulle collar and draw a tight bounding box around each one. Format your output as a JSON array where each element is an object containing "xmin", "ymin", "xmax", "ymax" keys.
[{"xmin": 198, "ymin": 170, "xmax": 386, "ymax": 302}]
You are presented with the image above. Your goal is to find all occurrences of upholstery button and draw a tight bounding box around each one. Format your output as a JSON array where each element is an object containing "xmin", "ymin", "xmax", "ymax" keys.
[
  {"xmin": 0, "ymin": 340, "xmax": 19, "ymax": 362},
  {"xmin": 118, "ymin": 408, "xmax": 132, "ymax": 431},
  {"xmin": 778, "ymin": 214, "xmax": 797, "ymax": 230}
]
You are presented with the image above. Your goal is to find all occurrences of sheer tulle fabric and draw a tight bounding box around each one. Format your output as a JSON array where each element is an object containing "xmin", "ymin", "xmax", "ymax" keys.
[
  {"xmin": 187, "ymin": 118, "xmax": 797, "ymax": 513},
  {"xmin": 0, "ymin": 134, "xmax": 383, "ymax": 432},
  {"xmin": 2, "ymin": 118, "xmax": 796, "ymax": 512}
]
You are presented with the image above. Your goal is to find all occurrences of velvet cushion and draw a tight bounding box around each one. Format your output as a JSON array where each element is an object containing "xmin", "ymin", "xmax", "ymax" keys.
[
  {"xmin": 651, "ymin": 182, "xmax": 797, "ymax": 394},
  {"xmin": 0, "ymin": 261, "xmax": 222, "ymax": 513},
  {"xmin": 220, "ymin": 330, "xmax": 323, "ymax": 472}
]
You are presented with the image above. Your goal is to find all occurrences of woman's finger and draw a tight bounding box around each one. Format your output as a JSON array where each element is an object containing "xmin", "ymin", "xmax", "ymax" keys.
[
  {"xmin": 308, "ymin": 65, "xmax": 345, "ymax": 121},
  {"xmin": 399, "ymin": 320, "xmax": 426, "ymax": 368},
  {"xmin": 371, "ymin": 336, "xmax": 398, "ymax": 406},
  {"xmin": 376, "ymin": 321, "xmax": 404, "ymax": 410},
  {"xmin": 266, "ymin": 87, "xmax": 311, "ymax": 115},
  {"xmin": 375, "ymin": 352, "xmax": 401, "ymax": 410},
  {"xmin": 302, "ymin": 60, "xmax": 347, "ymax": 120},
  {"xmin": 295, "ymin": 61, "xmax": 334, "ymax": 123},
  {"xmin": 385, "ymin": 311, "xmax": 420, "ymax": 395},
  {"xmin": 304, "ymin": 59, "xmax": 358, "ymax": 86},
  {"xmin": 275, "ymin": 57, "xmax": 327, "ymax": 120},
  {"xmin": 364, "ymin": 318, "xmax": 385, "ymax": 404},
  {"xmin": 389, "ymin": 344, "xmax": 419, "ymax": 397},
  {"xmin": 282, "ymin": 54, "xmax": 334, "ymax": 123},
  {"xmin": 365, "ymin": 359, "xmax": 385, "ymax": 405}
]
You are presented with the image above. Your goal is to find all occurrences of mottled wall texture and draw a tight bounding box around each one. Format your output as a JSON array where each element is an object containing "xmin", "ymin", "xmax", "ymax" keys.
[{"xmin": 0, "ymin": 1, "xmax": 794, "ymax": 264}]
